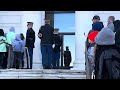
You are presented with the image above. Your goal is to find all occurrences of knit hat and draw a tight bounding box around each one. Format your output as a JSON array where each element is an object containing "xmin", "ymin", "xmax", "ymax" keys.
[
  {"xmin": 92, "ymin": 15, "xmax": 100, "ymax": 20},
  {"xmin": 95, "ymin": 27, "xmax": 115, "ymax": 45}
]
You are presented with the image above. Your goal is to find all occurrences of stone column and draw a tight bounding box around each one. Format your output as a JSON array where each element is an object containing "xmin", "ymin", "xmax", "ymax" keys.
[
  {"xmin": 22, "ymin": 11, "xmax": 45, "ymax": 69},
  {"xmin": 72, "ymin": 11, "xmax": 94, "ymax": 70}
]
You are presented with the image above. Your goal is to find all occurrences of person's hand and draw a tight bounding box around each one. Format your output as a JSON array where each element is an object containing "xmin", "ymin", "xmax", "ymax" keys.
[
  {"xmin": 52, "ymin": 44, "xmax": 55, "ymax": 48},
  {"xmin": 38, "ymin": 33, "xmax": 42, "ymax": 38}
]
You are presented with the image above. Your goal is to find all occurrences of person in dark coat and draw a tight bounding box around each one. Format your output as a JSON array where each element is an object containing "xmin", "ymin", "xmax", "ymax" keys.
[
  {"xmin": 92, "ymin": 15, "xmax": 104, "ymax": 31},
  {"xmin": 113, "ymin": 20, "xmax": 120, "ymax": 33},
  {"xmin": 52, "ymin": 28, "xmax": 62, "ymax": 69},
  {"xmin": 94, "ymin": 27, "xmax": 120, "ymax": 79},
  {"xmin": 64, "ymin": 46, "xmax": 72, "ymax": 67},
  {"xmin": 38, "ymin": 19, "xmax": 54, "ymax": 69},
  {"xmin": 96, "ymin": 47, "xmax": 120, "ymax": 79},
  {"xmin": 112, "ymin": 20, "xmax": 120, "ymax": 53},
  {"xmin": 25, "ymin": 22, "xmax": 35, "ymax": 69}
]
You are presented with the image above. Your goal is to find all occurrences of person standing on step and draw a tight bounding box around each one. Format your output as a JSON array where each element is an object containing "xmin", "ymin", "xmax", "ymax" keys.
[
  {"xmin": 6, "ymin": 27, "xmax": 16, "ymax": 69},
  {"xmin": 20, "ymin": 33, "xmax": 26, "ymax": 69},
  {"xmin": 25, "ymin": 22, "xmax": 35, "ymax": 69},
  {"xmin": 12, "ymin": 34, "xmax": 24, "ymax": 69},
  {"xmin": 38, "ymin": 19, "xmax": 54, "ymax": 69},
  {"xmin": 0, "ymin": 29, "xmax": 7, "ymax": 69},
  {"xmin": 52, "ymin": 28, "xmax": 62, "ymax": 69},
  {"xmin": 64, "ymin": 46, "xmax": 72, "ymax": 68}
]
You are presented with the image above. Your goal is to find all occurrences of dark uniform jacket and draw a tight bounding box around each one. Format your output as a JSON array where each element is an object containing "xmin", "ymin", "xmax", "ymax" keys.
[
  {"xmin": 25, "ymin": 28, "xmax": 35, "ymax": 48},
  {"xmin": 38, "ymin": 24, "xmax": 54, "ymax": 45},
  {"xmin": 53, "ymin": 34, "xmax": 62, "ymax": 52}
]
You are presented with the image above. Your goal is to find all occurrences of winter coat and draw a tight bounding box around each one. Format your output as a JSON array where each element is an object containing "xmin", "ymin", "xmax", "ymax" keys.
[
  {"xmin": 12, "ymin": 34, "xmax": 24, "ymax": 52},
  {"xmin": 53, "ymin": 34, "xmax": 62, "ymax": 52},
  {"xmin": 107, "ymin": 22, "xmax": 115, "ymax": 32},
  {"xmin": 0, "ymin": 36, "xmax": 7, "ymax": 52},
  {"xmin": 95, "ymin": 27, "xmax": 115, "ymax": 45},
  {"xmin": 92, "ymin": 22, "xmax": 104, "ymax": 31},
  {"xmin": 38, "ymin": 24, "xmax": 54, "ymax": 45},
  {"xmin": 97, "ymin": 48, "xmax": 120, "ymax": 79},
  {"xmin": 86, "ymin": 30, "xmax": 95, "ymax": 50}
]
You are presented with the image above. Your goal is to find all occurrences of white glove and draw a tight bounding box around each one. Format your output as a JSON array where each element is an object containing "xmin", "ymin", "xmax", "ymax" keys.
[{"xmin": 52, "ymin": 44, "xmax": 55, "ymax": 48}]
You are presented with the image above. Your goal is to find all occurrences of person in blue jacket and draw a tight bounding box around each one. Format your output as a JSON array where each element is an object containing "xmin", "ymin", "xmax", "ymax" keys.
[{"xmin": 12, "ymin": 34, "xmax": 24, "ymax": 69}]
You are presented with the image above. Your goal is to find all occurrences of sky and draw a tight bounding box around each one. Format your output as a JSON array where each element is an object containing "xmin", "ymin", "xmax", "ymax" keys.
[{"xmin": 54, "ymin": 13, "xmax": 75, "ymax": 66}]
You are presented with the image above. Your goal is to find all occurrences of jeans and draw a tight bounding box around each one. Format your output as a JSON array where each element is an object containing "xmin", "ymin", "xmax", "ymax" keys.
[
  {"xmin": 28, "ymin": 47, "xmax": 33, "ymax": 69},
  {"xmin": 41, "ymin": 45, "xmax": 53, "ymax": 69},
  {"xmin": 53, "ymin": 52, "xmax": 60, "ymax": 68}
]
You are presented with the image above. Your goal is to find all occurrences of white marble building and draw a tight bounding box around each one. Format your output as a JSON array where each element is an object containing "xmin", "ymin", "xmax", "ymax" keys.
[{"xmin": 1, "ymin": 11, "xmax": 120, "ymax": 70}]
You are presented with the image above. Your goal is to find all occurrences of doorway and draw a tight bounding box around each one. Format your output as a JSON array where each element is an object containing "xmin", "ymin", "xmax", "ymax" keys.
[{"xmin": 45, "ymin": 11, "xmax": 75, "ymax": 68}]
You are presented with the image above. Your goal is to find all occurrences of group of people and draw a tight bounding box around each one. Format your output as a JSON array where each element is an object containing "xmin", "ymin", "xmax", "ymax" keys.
[
  {"xmin": 0, "ymin": 18, "xmax": 72, "ymax": 70},
  {"xmin": 0, "ymin": 27, "xmax": 25, "ymax": 69},
  {"xmin": 86, "ymin": 15, "xmax": 120, "ymax": 79}
]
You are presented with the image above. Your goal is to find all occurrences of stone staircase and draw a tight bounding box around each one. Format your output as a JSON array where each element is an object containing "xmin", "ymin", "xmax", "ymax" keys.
[{"xmin": 0, "ymin": 69, "xmax": 86, "ymax": 79}]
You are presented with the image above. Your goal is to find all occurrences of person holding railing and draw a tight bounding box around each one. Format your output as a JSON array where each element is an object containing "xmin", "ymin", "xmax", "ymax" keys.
[{"xmin": 6, "ymin": 27, "xmax": 16, "ymax": 69}]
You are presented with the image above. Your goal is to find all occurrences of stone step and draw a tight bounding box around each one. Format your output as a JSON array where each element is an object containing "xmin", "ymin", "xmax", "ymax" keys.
[{"xmin": 0, "ymin": 69, "xmax": 86, "ymax": 79}]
